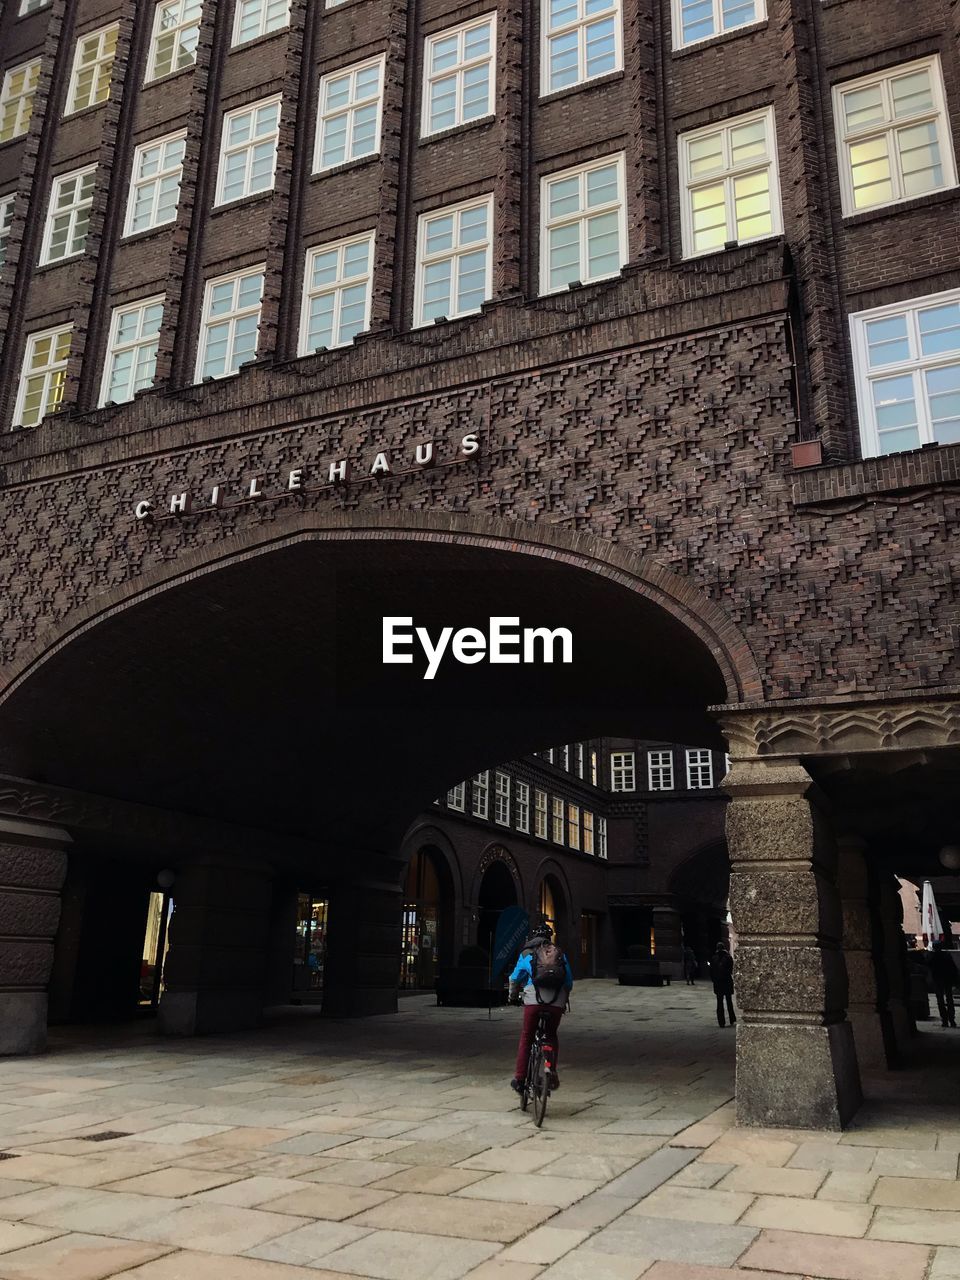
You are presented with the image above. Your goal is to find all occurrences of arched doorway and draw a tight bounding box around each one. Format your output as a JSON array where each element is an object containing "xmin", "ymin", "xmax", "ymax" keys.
[
  {"xmin": 400, "ymin": 846, "xmax": 453, "ymax": 990},
  {"xmin": 477, "ymin": 859, "xmax": 519, "ymax": 959}
]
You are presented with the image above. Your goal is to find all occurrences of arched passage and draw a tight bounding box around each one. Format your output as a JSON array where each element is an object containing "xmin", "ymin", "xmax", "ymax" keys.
[{"xmin": 477, "ymin": 858, "xmax": 519, "ymax": 959}]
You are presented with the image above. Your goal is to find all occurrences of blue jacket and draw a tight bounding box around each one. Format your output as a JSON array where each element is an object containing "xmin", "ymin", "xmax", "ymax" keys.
[{"xmin": 509, "ymin": 951, "xmax": 574, "ymax": 1007}]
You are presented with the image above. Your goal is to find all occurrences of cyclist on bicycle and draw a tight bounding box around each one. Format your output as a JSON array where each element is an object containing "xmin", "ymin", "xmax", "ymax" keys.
[{"xmin": 508, "ymin": 920, "xmax": 573, "ymax": 1094}]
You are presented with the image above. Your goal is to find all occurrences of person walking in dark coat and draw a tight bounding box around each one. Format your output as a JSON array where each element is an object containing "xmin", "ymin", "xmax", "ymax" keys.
[
  {"xmin": 710, "ymin": 942, "xmax": 736, "ymax": 1027},
  {"xmin": 930, "ymin": 941, "xmax": 957, "ymax": 1028},
  {"xmin": 683, "ymin": 945, "xmax": 698, "ymax": 985}
]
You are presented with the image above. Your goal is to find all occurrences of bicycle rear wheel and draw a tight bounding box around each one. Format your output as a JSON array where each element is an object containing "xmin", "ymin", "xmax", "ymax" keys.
[{"xmin": 533, "ymin": 1052, "xmax": 549, "ymax": 1127}]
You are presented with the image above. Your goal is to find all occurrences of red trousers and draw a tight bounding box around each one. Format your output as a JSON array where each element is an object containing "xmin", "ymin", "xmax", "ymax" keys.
[{"xmin": 514, "ymin": 1003, "xmax": 564, "ymax": 1079}]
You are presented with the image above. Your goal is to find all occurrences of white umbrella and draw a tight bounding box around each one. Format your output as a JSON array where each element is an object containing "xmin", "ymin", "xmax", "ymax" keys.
[{"xmin": 921, "ymin": 879, "xmax": 945, "ymax": 950}]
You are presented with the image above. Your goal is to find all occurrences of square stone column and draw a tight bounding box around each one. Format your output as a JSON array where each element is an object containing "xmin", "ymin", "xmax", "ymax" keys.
[
  {"xmin": 0, "ymin": 815, "xmax": 71, "ymax": 1054},
  {"xmin": 725, "ymin": 761, "xmax": 862, "ymax": 1130},
  {"xmin": 322, "ymin": 880, "xmax": 402, "ymax": 1018},
  {"xmin": 652, "ymin": 905, "xmax": 684, "ymax": 979},
  {"xmin": 836, "ymin": 835, "xmax": 896, "ymax": 1070}
]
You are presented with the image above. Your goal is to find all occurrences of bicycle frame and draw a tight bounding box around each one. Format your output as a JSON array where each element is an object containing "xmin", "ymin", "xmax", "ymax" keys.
[{"xmin": 521, "ymin": 1007, "xmax": 555, "ymax": 1126}]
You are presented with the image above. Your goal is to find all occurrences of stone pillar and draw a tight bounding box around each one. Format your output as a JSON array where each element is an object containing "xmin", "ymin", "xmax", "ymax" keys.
[
  {"xmin": 322, "ymin": 880, "xmax": 402, "ymax": 1018},
  {"xmin": 265, "ymin": 881, "xmax": 300, "ymax": 1007},
  {"xmin": 725, "ymin": 761, "xmax": 862, "ymax": 1130},
  {"xmin": 836, "ymin": 835, "xmax": 894, "ymax": 1071},
  {"xmin": 653, "ymin": 905, "xmax": 683, "ymax": 979},
  {"xmin": 875, "ymin": 874, "xmax": 915, "ymax": 1049},
  {"xmin": 0, "ymin": 816, "xmax": 71, "ymax": 1054},
  {"xmin": 158, "ymin": 857, "xmax": 273, "ymax": 1036}
]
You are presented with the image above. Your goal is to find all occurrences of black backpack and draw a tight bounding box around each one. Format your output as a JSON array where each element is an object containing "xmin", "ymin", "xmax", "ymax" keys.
[{"xmin": 532, "ymin": 942, "xmax": 566, "ymax": 990}]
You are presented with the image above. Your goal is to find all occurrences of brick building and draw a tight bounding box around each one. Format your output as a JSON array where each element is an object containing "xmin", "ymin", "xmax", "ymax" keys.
[{"xmin": 0, "ymin": 0, "xmax": 958, "ymax": 1129}]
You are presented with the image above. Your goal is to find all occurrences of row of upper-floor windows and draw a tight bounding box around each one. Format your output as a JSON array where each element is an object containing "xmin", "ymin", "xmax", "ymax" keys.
[
  {"xmin": 443, "ymin": 771, "xmax": 608, "ymax": 857},
  {"xmin": 535, "ymin": 743, "xmax": 600, "ymax": 785},
  {"xmin": 610, "ymin": 747, "xmax": 728, "ymax": 791}
]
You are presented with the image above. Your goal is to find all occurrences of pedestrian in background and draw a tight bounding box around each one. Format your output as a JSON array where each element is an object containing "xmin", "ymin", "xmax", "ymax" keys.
[
  {"xmin": 710, "ymin": 942, "xmax": 736, "ymax": 1027},
  {"xmin": 683, "ymin": 944, "xmax": 698, "ymax": 986},
  {"xmin": 930, "ymin": 940, "xmax": 957, "ymax": 1028}
]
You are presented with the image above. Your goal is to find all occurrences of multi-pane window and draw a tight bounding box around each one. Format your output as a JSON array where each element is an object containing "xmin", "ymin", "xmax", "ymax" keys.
[
  {"xmin": 567, "ymin": 803, "xmax": 581, "ymax": 850},
  {"xmin": 101, "ymin": 297, "xmax": 164, "ymax": 406},
  {"xmin": 598, "ymin": 816, "xmax": 608, "ymax": 859},
  {"xmin": 472, "ymin": 770, "xmax": 489, "ymax": 819},
  {"xmin": 591, "ymin": 749, "xmax": 598, "ymax": 786},
  {"xmin": 14, "ymin": 326, "xmax": 71, "ymax": 429},
  {"xmin": 551, "ymin": 796, "xmax": 564, "ymax": 844},
  {"xmin": 834, "ymin": 58, "xmax": 955, "ymax": 216},
  {"xmin": 19, "ymin": 0, "xmax": 52, "ymax": 12},
  {"xmin": 234, "ymin": 0, "xmax": 291, "ymax": 46},
  {"xmin": 147, "ymin": 1, "xmax": 202, "ymax": 82},
  {"xmin": 673, "ymin": 0, "xmax": 764, "ymax": 49},
  {"xmin": 197, "ymin": 266, "xmax": 265, "ymax": 381},
  {"xmin": 516, "ymin": 781, "xmax": 530, "ymax": 833},
  {"xmin": 315, "ymin": 57, "xmax": 384, "ymax": 171},
  {"xmin": 0, "ymin": 195, "xmax": 14, "ymax": 268},
  {"xmin": 542, "ymin": 0, "xmax": 621, "ymax": 96},
  {"xmin": 562, "ymin": 744, "xmax": 571, "ymax": 771},
  {"xmin": 415, "ymin": 195, "xmax": 492, "ymax": 326},
  {"xmin": 534, "ymin": 789, "xmax": 548, "ymax": 838},
  {"xmin": 851, "ymin": 289, "xmax": 960, "ymax": 456},
  {"xmin": 300, "ymin": 232, "xmax": 373, "ymax": 355},
  {"xmin": 680, "ymin": 107, "xmax": 781, "ymax": 258},
  {"xmin": 610, "ymin": 751, "xmax": 635, "ymax": 791},
  {"xmin": 66, "ymin": 24, "xmax": 118, "ymax": 114},
  {"xmin": 494, "ymin": 772, "xmax": 511, "ymax": 826},
  {"xmin": 216, "ymin": 97, "xmax": 281, "ymax": 205},
  {"xmin": 423, "ymin": 15, "xmax": 495, "ymax": 137},
  {"xmin": 124, "ymin": 132, "xmax": 187, "ymax": 236},
  {"xmin": 40, "ymin": 167, "xmax": 96, "ymax": 265},
  {"xmin": 686, "ymin": 749, "xmax": 714, "ymax": 789},
  {"xmin": 575, "ymin": 743, "xmax": 585, "ymax": 778},
  {"xmin": 541, "ymin": 154, "xmax": 626, "ymax": 293},
  {"xmin": 583, "ymin": 810, "xmax": 595, "ymax": 855},
  {"xmin": 447, "ymin": 781, "xmax": 466, "ymax": 811},
  {"xmin": 0, "ymin": 60, "xmax": 41, "ymax": 144},
  {"xmin": 648, "ymin": 750, "xmax": 675, "ymax": 791}
]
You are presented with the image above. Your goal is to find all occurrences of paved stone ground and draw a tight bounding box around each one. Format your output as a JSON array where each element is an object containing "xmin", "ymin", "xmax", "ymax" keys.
[{"xmin": 0, "ymin": 981, "xmax": 958, "ymax": 1280}]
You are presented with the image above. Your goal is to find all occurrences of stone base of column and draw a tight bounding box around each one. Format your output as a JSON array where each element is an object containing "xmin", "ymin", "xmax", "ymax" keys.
[
  {"xmin": 0, "ymin": 992, "xmax": 48, "ymax": 1054},
  {"xmin": 737, "ymin": 1020, "xmax": 862, "ymax": 1130},
  {"xmin": 321, "ymin": 984, "xmax": 397, "ymax": 1018},
  {"xmin": 158, "ymin": 988, "xmax": 264, "ymax": 1036}
]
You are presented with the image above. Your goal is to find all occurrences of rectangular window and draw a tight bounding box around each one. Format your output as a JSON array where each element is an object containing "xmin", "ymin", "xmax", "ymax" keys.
[
  {"xmin": 0, "ymin": 59, "xmax": 41, "ymax": 144},
  {"xmin": 551, "ymin": 796, "xmax": 564, "ymax": 844},
  {"xmin": 575, "ymin": 743, "xmax": 584, "ymax": 778},
  {"xmin": 0, "ymin": 195, "xmax": 14, "ymax": 267},
  {"xmin": 472, "ymin": 770, "xmax": 489, "ymax": 819},
  {"xmin": 610, "ymin": 751, "xmax": 635, "ymax": 791},
  {"xmin": 14, "ymin": 325, "xmax": 71, "ymax": 429},
  {"xmin": 447, "ymin": 781, "xmax": 465, "ymax": 811},
  {"xmin": 567, "ymin": 803, "xmax": 580, "ymax": 850},
  {"xmin": 851, "ymin": 288, "xmax": 960, "ymax": 456},
  {"xmin": 423, "ymin": 14, "xmax": 495, "ymax": 137},
  {"xmin": 494, "ymin": 771, "xmax": 510, "ymax": 826},
  {"xmin": 516, "ymin": 781, "xmax": 530, "ymax": 833},
  {"xmin": 234, "ymin": 0, "xmax": 291, "ymax": 46},
  {"xmin": 583, "ymin": 810, "xmax": 594, "ymax": 854},
  {"xmin": 680, "ymin": 106, "xmax": 781, "ymax": 258},
  {"xmin": 598, "ymin": 816, "xmax": 608, "ymax": 858},
  {"xmin": 542, "ymin": 0, "xmax": 621, "ymax": 96},
  {"xmin": 40, "ymin": 166, "xmax": 96, "ymax": 264},
  {"xmin": 216, "ymin": 97, "xmax": 281, "ymax": 205},
  {"xmin": 686, "ymin": 749, "xmax": 714, "ymax": 789},
  {"xmin": 562, "ymin": 744, "xmax": 571, "ymax": 771},
  {"xmin": 833, "ymin": 57, "xmax": 956, "ymax": 216},
  {"xmin": 648, "ymin": 750, "xmax": 674, "ymax": 791},
  {"xmin": 315, "ymin": 56, "xmax": 384, "ymax": 171},
  {"xmin": 124, "ymin": 131, "xmax": 187, "ymax": 236},
  {"xmin": 541, "ymin": 153, "xmax": 626, "ymax": 293},
  {"xmin": 20, "ymin": 0, "xmax": 52, "ymax": 12},
  {"xmin": 673, "ymin": 0, "xmax": 763, "ymax": 49},
  {"xmin": 300, "ymin": 232, "xmax": 373, "ymax": 355},
  {"xmin": 100, "ymin": 296, "xmax": 164, "ymax": 406},
  {"xmin": 414, "ymin": 195, "xmax": 493, "ymax": 326},
  {"xmin": 66, "ymin": 23, "xmax": 118, "ymax": 114},
  {"xmin": 534, "ymin": 789, "xmax": 548, "ymax": 838},
  {"xmin": 591, "ymin": 748, "xmax": 598, "ymax": 786},
  {"xmin": 546, "ymin": 747, "xmax": 554, "ymax": 763},
  {"xmin": 196, "ymin": 266, "xmax": 265, "ymax": 381},
  {"xmin": 147, "ymin": 1, "xmax": 202, "ymax": 82}
]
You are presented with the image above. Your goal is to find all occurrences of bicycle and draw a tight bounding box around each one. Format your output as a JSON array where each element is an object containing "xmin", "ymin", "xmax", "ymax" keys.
[{"xmin": 519, "ymin": 1007, "xmax": 556, "ymax": 1127}]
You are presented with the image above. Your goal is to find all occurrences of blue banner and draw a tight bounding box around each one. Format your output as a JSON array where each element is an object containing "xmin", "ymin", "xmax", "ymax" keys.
[{"xmin": 492, "ymin": 906, "xmax": 530, "ymax": 978}]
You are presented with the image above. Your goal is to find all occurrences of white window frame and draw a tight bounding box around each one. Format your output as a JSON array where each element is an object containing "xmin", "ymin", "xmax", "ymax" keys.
[
  {"xmin": 611, "ymin": 751, "xmax": 635, "ymax": 792},
  {"xmin": 0, "ymin": 59, "xmax": 41, "ymax": 143},
  {"xmin": 850, "ymin": 286, "xmax": 960, "ymax": 458},
  {"xmin": 540, "ymin": 152, "xmax": 627, "ymax": 294},
  {"xmin": 679, "ymin": 106, "xmax": 782, "ymax": 259},
  {"xmin": 686, "ymin": 749, "xmax": 714, "ymax": 790},
  {"xmin": 146, "ymin": 0, "xmax": 202, "ymax": 84},
  {"xmin": 422, "ymin": 13, "xmax": 496, "ymax": 138},
  {"xmin": 299, "ymin": 231, "xmax": 374, "ymax": 355},
  {"xmin": 590, "ymin": 748, "xmax": 598, "ymax": 786},
  {"xmin": 233, "ymin": 0, "xmax": 292, "ymax": 47},
  {"xmin": 551, "ymin": 796, "xmax": 564, "ymax": 844},
  {"xmin": 195, "ymin": 264, "xmax": 265, "ymax": 382},
  {"xmin": 534, "ymin": 789, "xmax": 548, "ymax": 838},
  {"xmin": 39, "ymin": 165, "xmax": 96, "ymax": 265},
  {"xmin": 472, "ymin": 770, "xmax": 489, "ymax": 819},
  {"xmin": 215, "ymin": 95, "xmax": 282, "ymax": 206},
  {"xmin": 575, "ymin": 743, "xmax": 585, "ymax": 778},
  {"xmin": 562, "ymin": 744, "xmax": 571, "ymax": 771},
  {"xmin": 671, "ymin": 0, "xmax": 766, "ymax": 51},
  {"xmin": 447, "ymin": 781, "xmax": 466, "ymax": 811},
  {"xmin": 516, "ymin": 781, "xmax": 530, "ymax": 833},
  {"xmin": 0, "ymin": 194, "xmax": 15, "ymax": 267},
  {"xmin": 583, "ymin": 810, "xmax": 594, "ymax": 855},
  {"xmin": 100, "ymin": 295, "xmax": 164, "ymax": 406},
  {"xmin": 540, "ymin": 0, "xmax": 623, "ymax": 98},
  {"xmin": 123, "ymin": 130, "xmax": 187, "ymax": 237},
  {"xmin": 494, "ymin": 771, "xmax": 511, "ymax": 826},
  {"xmin": 598, "ymin": 815, "xmax": 608, "ymax": 859},
  {"xmin": 13, "ymin": 324, "xmax": 71, "ymax": 430},
  {"xmin": 567, "ymin": 802, "xmax": 581, "ymax": 850},
  {"xmin": 19, "ymin": 0, "xmax": 53, "ymax": 13},
  {"xmin": 648, "ymin": 750, "xmax": 675, "ymax": 791},
  {"xmin": 65, "ymin": 23, "xmax": 118, "ymax": 115},
  {"xmin": 833, "ymin": 56, "xmax": 957, "ymax": 218},
  {"xmin": 413, "ymin": 193, "xmax": 494, "ymax": 327},
  {"xmin": 314, "ymin": 55, "xmax": 385, "ymax": 173}
]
